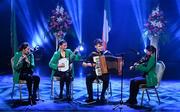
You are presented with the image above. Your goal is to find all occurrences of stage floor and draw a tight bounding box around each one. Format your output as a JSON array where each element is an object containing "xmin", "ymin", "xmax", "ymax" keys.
[{"xmin": 0, "ymin": 74, "xmax": 180, "ymax": 111}]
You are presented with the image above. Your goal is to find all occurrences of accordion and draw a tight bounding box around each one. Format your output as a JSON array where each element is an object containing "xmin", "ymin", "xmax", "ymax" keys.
[{"xmin": 93, "ymin": 55, "xmax": 123, "ymax": 76}]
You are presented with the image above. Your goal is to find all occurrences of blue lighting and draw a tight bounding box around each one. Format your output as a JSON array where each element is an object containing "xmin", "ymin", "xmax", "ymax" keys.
[
  {"xmin": 12, "ymin": 0, "xmax": 49, "ymax": 49},
  {"xmin": 144, "ymin": 49, "xmax": 146, "ymax": 53},
  {"xmin": 79, "ymin": 45, "xmax": 84, "ymax": 51},
  {"xmin": 176, "ymin": 0, "xmax": 180, "ymax": 15},
  {"xmin": 131, "ymin": 0, "xmax": 150, "ymax": 49},
  {"xmin": 64, "ymin": 0, "xmax": 83, "ymax": 43}
]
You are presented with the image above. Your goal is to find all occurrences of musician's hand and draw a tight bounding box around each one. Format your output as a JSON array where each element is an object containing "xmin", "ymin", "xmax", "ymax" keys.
[
  {"xmin": 129, "ymin": 66, "xmax": 134, "ymax": 70},
  {"xmin": 25, "ymin": 59, "xmax": 30, "ymax": 65},
  {"xmin": 82, "ymin": 62, "xmax": 95, "ymax": 67},
  {"xmin": 23, "ymin": 55, "xmax": 30, "ymax": 64},
  {"xmin": 91, "ymin": 63, "xmax": 96, "ymax": 67},
  {"xmin": 19, "ymin": 56, "xmax": 25, "ymax": 62},
  {"xmin": 58, "ymin": 63, "xmax": 65, "ymax": 68},
  {"xmin": 74, "ymin": 48, "xmax": 79, "ymax": 54},
  {"xmin": 85, "ymin": 63, "xmax": 92, "ymax": 67},
  {"xmin": 87, "ymin": 63, "xmax": 96, "ymax": 67},
  {"xmin": 134, "ymin": 62, "xmax": 139, "ymax": 66},
  {"xmin": 19, "ymin": 55, "xmax": 27, "ymax": 62}
]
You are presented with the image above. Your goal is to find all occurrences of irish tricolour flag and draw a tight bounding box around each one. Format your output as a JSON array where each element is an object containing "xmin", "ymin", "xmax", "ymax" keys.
[{"xmin": 102, "ymin": 0, "xmax": 112, "ymax": 50}]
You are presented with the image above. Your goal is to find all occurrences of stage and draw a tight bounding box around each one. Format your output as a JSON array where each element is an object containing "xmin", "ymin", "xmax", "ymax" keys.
[{"xmin": 0, "ymin": 74, "xmax": 180, "ymax": 111}]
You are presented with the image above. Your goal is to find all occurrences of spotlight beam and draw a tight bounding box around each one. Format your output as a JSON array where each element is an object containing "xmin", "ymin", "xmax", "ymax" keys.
[
  {"xmin": 131, "ymin": 0, "xmax": 150, "ymax": 48},
  {"xmin": 65, "ymin": 0, "xmax": 83, "ymax": 43}
]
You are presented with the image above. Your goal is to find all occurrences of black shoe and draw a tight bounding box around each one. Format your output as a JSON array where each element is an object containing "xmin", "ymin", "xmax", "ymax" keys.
[
  {"xmin": 66, "ymin": 96, "xmax": 72, "ymax": 101},
  {"xmin": 59, "ymin": 94, "xmax": 63, "ymax": 99},
  {"xmin": 100, "ymin": 95, "xmax": 107, "ymax": 102},
  {"xmin": 32, "ymin": 99, "xmax": 37, "ymax": 105},
  {"xmin": 124, "ymin": 99, "xmax": 137, "ymax": 105},
  {"xmin": 33, "ymin": 94, "xmax": 38, "ymax": 101},
  {"xmin": 28, "ymin": 97, "xmax": 33, "ymax": 105},
  {"xmin": 100, "ymin": 98, "xmax": 107, "ymax": 103},
  {"xmin": 29, "ymin": 96, "xmax": 36, "ymax": 105}
]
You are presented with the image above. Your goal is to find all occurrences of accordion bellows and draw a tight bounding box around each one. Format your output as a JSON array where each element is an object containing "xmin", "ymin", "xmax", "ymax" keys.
[{"xmin": 93, "ymin": 55, "xmax": 123, "ymax": 76}]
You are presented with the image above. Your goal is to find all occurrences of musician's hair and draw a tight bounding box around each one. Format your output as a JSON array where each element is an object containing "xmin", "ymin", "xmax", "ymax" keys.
[
  {"xmin": 146, "ymin": 45, "xmax": 156, "ymax": 54},
  {"xmin": 58, "ymin": 39, "xmax": 67, "ymax": 46},
  {"xmin": 94, "ymin": 38, "xmax": 103, "ymax": 45},
  {"xmin": 18, "ymin": 42, "xmax": 29, "ymax": 51}
]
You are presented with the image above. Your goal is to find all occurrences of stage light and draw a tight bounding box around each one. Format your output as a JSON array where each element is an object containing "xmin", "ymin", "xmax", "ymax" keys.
[
  {"xmin": 144, "ymin": 49, "xmax": 146, "ymax": 53},
  {"xmin": 11, "ymin": 0, "xmax": 49, "ymax": 49},
  {"xmin": 79, "ymin": 45, "xmax": 84, "ymax": 51},
  {"xmin": 142, "ymin": 30, "xmax": 148, "ymax": 47},
  {"xmin": 131, "ymin": 0, "xmax": 150, "ymax": 49},
  {"xmin": 78, "ymin": 43, "xmax": 84, "ymax": 51},
  {"xmin": 176, "ymin": 0, "xmax": 180, "ymax": 15},
  {"xmin": 169, "ymin": 19, "xmax": 180, "ymax": 40},
  {"xmin": 32, "ymin": 41, "xmax": 37, "ymax": 48},
  {"xmin": 64, "ymin": 0, "xmax": 83, "ymax": 43}
]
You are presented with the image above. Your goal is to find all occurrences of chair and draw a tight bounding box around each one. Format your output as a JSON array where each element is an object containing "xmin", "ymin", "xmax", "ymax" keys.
[
  {"xmin": 93, "ymin": 78, "xmax": 112, "ymax": 101},
  {"xmin": 51, "ymin": 76, "xmax": 73, "ymax": 99},
  {"xmin": 139, "ymin": 61, "xmax": 166, "ymax": 106},
  {"xmin": 11, "ymin": 57, "xmax": 40, "ymax": 100}
]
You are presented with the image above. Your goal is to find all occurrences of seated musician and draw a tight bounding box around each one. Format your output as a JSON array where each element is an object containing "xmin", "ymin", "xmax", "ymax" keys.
[
  {"xmin": 13, "ymin": 42, "xmax": 40, "ymax": 105},
  {"xmin": 82, "ymin": 38, "xmax": 112, "ymax": 103},
  {"xmin": 49, "ymin": 39, "xmax": 80, "ymax": 101},
  {"xmin": 125, "ymin": 45, "xmax": 157, "ymax": 105}
]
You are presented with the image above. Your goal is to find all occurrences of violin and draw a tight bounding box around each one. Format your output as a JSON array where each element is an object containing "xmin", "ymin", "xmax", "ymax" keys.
[{"xmin": 129, "ymin": 55, "xmax": 149, "ymax": 70}]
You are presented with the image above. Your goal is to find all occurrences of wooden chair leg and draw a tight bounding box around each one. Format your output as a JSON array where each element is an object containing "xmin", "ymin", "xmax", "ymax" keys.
[
  {"xmin": 145, "ymin": 89, "xmax": 150, "ymax": 101},
  {"xmin": 141, "ymin": 89, "xmax": 145, "ymax": 106},
  {"xmin": 11, "ymin": 83, "xmax": 15, "ymax": 100},
  {"xmin": 154, "ymin": 88, "xmax": 160, "ymax": 104}
]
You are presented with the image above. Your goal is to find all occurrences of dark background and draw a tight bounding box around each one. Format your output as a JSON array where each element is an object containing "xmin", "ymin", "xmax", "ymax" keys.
[{"xmin": 0, "ymin": 0, "xmax": 180, "ymax": 80}]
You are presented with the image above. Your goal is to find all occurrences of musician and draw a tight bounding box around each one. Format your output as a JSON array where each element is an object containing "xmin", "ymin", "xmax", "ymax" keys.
[
  {"xmin": 82, "ymin": 38, "xmax": 112, "ymax": 103},
  {"xmin": 49, "ymin": 39, "xmax": 80, "ymax": 100},
  {"xmin": 125, "ymin": 45, "xmax": 157, "ymax": 105},
  {"xmin": 13, "ymin": 42, "xmax": 40, "ymax": 105}
]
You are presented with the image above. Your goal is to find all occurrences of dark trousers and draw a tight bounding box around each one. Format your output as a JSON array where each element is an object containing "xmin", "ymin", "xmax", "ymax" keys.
[
  {"xmin": 54, "ymin": 71, "xmax": 72, "ymax": 97},
  {"xmin": 86, "ymin": 74, "xmax": 109, "ymax": 99},
  {"xmin": 19, "ymin": 73, "xmax": 40, "ymax": 97},
  {"xmin": 128, "ymin": 76, "xmax": 146, "ymax": 102}
]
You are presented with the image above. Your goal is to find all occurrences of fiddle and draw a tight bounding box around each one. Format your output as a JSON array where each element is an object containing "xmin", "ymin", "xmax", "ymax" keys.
[{"xmin": 129, "ymin": 55, "xmax": 149, "ymax": 70}]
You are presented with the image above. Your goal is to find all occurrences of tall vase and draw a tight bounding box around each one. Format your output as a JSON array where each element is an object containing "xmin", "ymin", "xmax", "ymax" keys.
[
  {"xmin": 54, "ymin": 33, "xmax": 61, "ymax": 51},
  {"xmin": 149, "ymin": 36, "xmax": 159, "ymax": 61},
  {"xmin": 54, "ymin": 32, "xmax": 66, "ymax": 51},
  {"xmin": 56, "ymin": 36, "xmax": 59, "ymax": 51}
]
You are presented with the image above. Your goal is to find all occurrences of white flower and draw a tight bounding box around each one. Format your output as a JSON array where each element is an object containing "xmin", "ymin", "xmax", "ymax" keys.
[
  {"xmin": 60, "ymin": 7, "xmax": 64, "ymax": 15},
  {"xmin": 150, "ymin": 21, "xmax": 157, "ymax": 26},
  {"xmin": 56, "ymin": 5, "xmax": 60, "ymax": 13},
  {"xmin": 152, "ymin": 6, "xmax": 159, "ymax": 16},
  {"xmin": 156, "ymin": 21, "xmax": 163, "ymax": 28},
  {"xmin": 57, "ymin": 17, "xmax": 63, "ymax": 23},
  {"xmin": 150, "ymin": 21, "xmax": 163, "ymax": 28}
]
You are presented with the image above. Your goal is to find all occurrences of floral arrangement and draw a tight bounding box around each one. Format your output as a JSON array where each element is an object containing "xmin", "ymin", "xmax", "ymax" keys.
[
  {"xmin": 145, "ymin": 6, "xmax": 166, "ymax": 38},
  {"xmin": 48, "ymin": 5, "xmax": 72, "ymax": 38}
]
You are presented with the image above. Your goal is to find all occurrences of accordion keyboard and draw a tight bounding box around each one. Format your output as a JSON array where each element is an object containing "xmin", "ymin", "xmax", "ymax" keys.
[{"xmin": 93, "ymin": 56, "xmax": 102, "ymax": 76}]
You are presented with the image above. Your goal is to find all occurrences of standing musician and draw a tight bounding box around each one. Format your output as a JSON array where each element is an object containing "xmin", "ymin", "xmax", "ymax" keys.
[
  {"xmin": 49, "ymin": 39, "xmax": 81, "ymax": 101},
  {"xmin": 13, "ymin": 42, "xmax": 40, "ymax": 105},
  {"xmin": 125, "ymin": 45, "xmax": 157, "ymax": 105},
  {"xmin": 82, "ymin": 38, "xmax": 112, "ymax": 103}
]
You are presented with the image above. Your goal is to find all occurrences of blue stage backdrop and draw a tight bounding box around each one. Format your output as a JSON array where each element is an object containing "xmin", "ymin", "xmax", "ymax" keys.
[{"xmin": 0, "ymin": 0, "xmax": 180, "ymax": 80}]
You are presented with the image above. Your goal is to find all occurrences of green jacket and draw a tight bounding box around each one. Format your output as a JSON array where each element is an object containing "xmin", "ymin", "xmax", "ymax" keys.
[
  {"xmin": 136, "ymin": 54, "xmax": 158, "ymax": 87},
  {"xmin": 13, "ymin": 51, "xmax": 35, "ymax": 84},
  {"xmin": 49, "ymin": 49, "xmax": 81, "ymax": 80}
]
